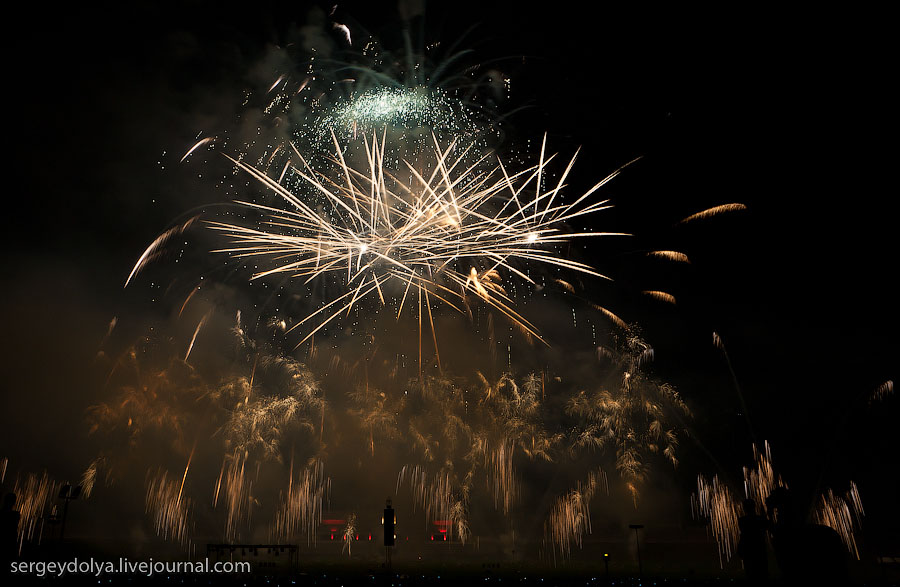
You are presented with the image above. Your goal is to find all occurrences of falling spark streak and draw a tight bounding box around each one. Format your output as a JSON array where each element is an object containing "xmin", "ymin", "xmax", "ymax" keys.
[
  {"xmin": 333, "ymin": 22, "xmax": 352, "ymax": 45},
  {"xmin": 543, "ymin": 469, "xmax": 608, "ymax": 564},
  {"xmin": 870, "ymin": 380, "xmax": 894, "ymax": 403},
  {"xmin": 146, "ymin": 466, "xmax": 193, "ymax": 548},
  {"xmin": 646, "ymin": 250, "xmax": 691, "ymax": 263},
  {"xmin": 694, "ymin": 442, "xmax": 864, "ymax": 566},
  {"xmin": 99, "ymin": 317, "xmax": 117, "ymax": 348},
  {"xmin": 125, "ymin": 216, "xmax": 199, "ymax": 287},
  {"xmin": 272, "ymin": 459, "xmax": 330, "ymax": 544},
  {"xmin": 592, "ymin": 304, "xmax": 627, "ymax": 330},
  {"xmin": 642, "ymin": 290, "xmax": 677, "ymax": 305},
  {"xmin": 712, "ymin": 331, "xmax": 756, "ymax": 443},
  {"xmin": 555, "ymin": 279, "xmax": 575, "ymax": 293},
  {"xmin": 81, "ymin": 457, "xmax": 106, "ymax": 499},
  {"xmin": 692, "ymin": 474, "xmax": 740, "ymax": 568},
  {"xmin": 184, "ymin": 312, "xmax": 210, "ymax": 362},
  {"xmin": 181, "ymin": 137, "xmax": 214, "ymax": 162},
  {"xmin": 208, "ymin": 134, "xmax": 627, "ymax": 349},
  {"xmin": 12, "ymin": 471, "xmax": 60, "ymax": 555},
  {"xmin": 815, "ymin": 484, "xmax": 865, "ymax": 559},
  {"xmin": 268, "ymin": 74, "xmax": 286, "ymax": 94},
  {"xmin": 179, "ymin": 287, "xmax": 200, "ymax": 317},
  {"xmin": 678, "ymin": 203, "xmax": 747, "ymax": 224}
]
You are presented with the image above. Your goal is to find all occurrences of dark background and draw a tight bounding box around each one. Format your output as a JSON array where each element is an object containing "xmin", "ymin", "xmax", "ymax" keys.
[{"xmin": 3, "ymin": 0, "xmax": 896, "ymax": 555}]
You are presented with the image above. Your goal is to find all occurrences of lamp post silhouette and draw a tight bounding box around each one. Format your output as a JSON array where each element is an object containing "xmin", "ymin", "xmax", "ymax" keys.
[
  {"xmin": 628, "ymin": 524, "xmax": 644, "ymax": 575},
  {"xmin": 58, "ymin": 485, "xmax": 82, "ymax": 542},
  {"xmin": 383, "ymin": 499, "xmax": 395, "ymax": 570}
]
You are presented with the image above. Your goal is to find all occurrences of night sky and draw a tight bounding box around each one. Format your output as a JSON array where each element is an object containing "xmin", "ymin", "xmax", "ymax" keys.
[{"xmin": 2, "ymin": 0, "xmax": 897, "ymax": 565}]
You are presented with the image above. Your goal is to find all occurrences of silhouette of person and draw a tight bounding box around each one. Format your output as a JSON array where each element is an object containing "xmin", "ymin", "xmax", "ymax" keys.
[
  {"xmin": 765, "ymin": 486, "xmax": 848, "ymax": 586},
  {"xmin": 737, "ymin": 498, "xmax": 768, "ymax": 584},
  {"xmin": 1, "ymin": 492, "xmax": 20, "ymax": 569}
]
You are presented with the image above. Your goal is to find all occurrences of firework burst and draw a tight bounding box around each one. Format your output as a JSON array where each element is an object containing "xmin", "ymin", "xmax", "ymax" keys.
[{"xmin": 207, "ymin": 132, "xmax": 630, "ymax": 355}]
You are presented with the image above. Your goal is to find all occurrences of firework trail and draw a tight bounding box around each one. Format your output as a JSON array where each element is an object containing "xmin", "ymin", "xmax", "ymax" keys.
[
  {"xmin": 272, "ymin": 457, "xmax": 330, "ymax": 544},
  {"xmin": 87, "ymin": 353, "xmax": 206, "ymax": 454},
  {"xmin": 694, "ymin": 442, "xmax": 864, "ymax": 566},
  {"xmin": 99, "ymin": 316, "xmax": 118, "ymax": 349},
  {"xmin": 591, "ymin": 303, "xmax": 628, "ymax": 330},
  {"xmin": 486, "ymin": 438, "xmax": 517, "ymax": 515},
  {"xmin": 542, "ymin": 469, "xmax": 608, "ymax": 564},
  {"xmin": 642, "ymin": 290, "xmax": 676, "ymax": 305},
  {"xmin": 397, "ymin": 464, "xmax": 471, "ymax": 544},
  {"xmin": 693, "ymin": 442, "xmax": 783, "ymax": 567},
  {"xmin": 870, "ymin": 379, "xmax": 894, "ymax": 403},
  {"xmin": 678, "ymin": 203, "xmax": 747, "ymax": 224},
  {"xmin": 181, "ymin": 137, "xmax": 214, "ymax": 162},
  {"xmin": 80, "ymin": 457, "xmax": 108, "ymax": 499},
  {"xmin": 814, "ymin": 482, "xmax": 865, "ymax": 559},
  {"xmin": 184, "ymin": 312, "xmax": 210, "ymax": 362},
  {"xmin": 216, "ymin": 450, "xmax": 254, "ymax": 543},
  {"xmin": 348, "ymin": 376, "xmax": 402, "ymax": 458},
  {"xmin": 692, "ymin": 474, "xmax": 741, "ymax": 568},
  {"xmin": 145, "ymin": 465, "xmax": 194, "ymax": 549},
  {"xmin": 742, "ymin": 441, "xmax": 779, "ymax": 511},
  {"xmin": 646, "ymin": 250, "xmax": 691, "ymax": 263},
  {"xmin": 712, "ymin": 331, "xmax": 756, "ymax": 444},
  {"xmin": 12, "ymin": 470, "xmax": 60, "ymax": 555},
  {"xmin": 124, "ymin": 215, "xmax": 200, "ymax": 287}
]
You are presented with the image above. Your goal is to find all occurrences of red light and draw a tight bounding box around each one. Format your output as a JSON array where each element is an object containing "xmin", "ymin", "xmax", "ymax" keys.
[
  {"xmin": 368, "ymin": 534, "xmax": 372, "ymax": 541},
  {"xmin": 443, "ymin": 535, "xmax": 447, "ymax": 541},
  {"xmin": 430, "ymin": 536, "xmax": 434, "ymax": 541},
  {"xmin": 355, "ymin": 535, "xmax": 359, "ymax": 541},
  {"xmin": 330, "ymin": 534, "xmax": 334, "ymax": 540}
]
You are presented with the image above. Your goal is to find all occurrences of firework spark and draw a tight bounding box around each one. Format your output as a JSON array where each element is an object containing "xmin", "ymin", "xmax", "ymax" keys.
[
  {"xmin": 678, "ymin": 203, "xmax": 747, "ymax": 224},
  {"xmin": 124, "ymin": 215, "xmax": 199, "ymax": 287},
  {"xmin": 646, "ymin": 250, "xmax": 691, "ymax": 263},
  {"xmin": 642, "ymin": 290, "xmax": 677, "ymax": 305},
  {"xmin": 80, "ymin": 457, "xmax": 108, "ymax": 499},
  {"xmin": 181, "ymin": 137, "xmax": 214, "ymax": 162},
  {"xmin": 870, "ymin": 379, "xmax": 894, "ymax": 403},
  {"xmin": 342, "ymin": 513, "xmax": 357, "ymax": 555}
]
